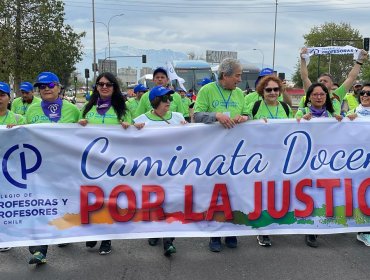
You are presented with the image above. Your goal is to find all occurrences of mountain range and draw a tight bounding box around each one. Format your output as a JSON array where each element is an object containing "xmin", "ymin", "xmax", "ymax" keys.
[{"xmin": 76, "ymin": 45, "xmax": 293, "ymax": 79}]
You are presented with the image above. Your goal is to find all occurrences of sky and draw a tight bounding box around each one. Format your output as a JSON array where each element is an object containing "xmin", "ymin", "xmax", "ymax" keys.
[{"xmin": 62, "ymin": 0, "xmax": 370, "ymax": 79}]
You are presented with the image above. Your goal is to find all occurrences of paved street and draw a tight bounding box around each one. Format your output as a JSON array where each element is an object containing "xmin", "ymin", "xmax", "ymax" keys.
[{"xmin": 0, "ymin": 233, "xmax": 369, "ymax": 280}]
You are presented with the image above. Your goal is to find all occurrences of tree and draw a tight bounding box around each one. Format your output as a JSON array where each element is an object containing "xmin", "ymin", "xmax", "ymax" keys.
[
  {"xmin": 292, "ymin": 22, "xmax": 369, "ymax": 87},
  {"xmin": 0, "ymin": 0, "xmax": 85, "ymax": 93}
]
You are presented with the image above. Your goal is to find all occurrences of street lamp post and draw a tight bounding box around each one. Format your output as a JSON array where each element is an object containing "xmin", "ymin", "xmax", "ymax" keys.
[
  {"xmin": 96, "ymin": 21, "xmax": 109, "ymax": 58},
  {"xmin": 253, "ymin": 48, "xmax": 265, "ymax": 69},
  {"xmin": 107, "ymin": 13, "xmax": 124, "ymax": 59}
]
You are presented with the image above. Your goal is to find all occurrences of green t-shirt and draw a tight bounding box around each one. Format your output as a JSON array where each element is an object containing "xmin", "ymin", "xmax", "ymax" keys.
[
  {"xmin": 80, "ymin": 105, "xmax": 132, "ymax": 124},
  {"xmin": 194, "ymin": 82, "xmax": 248, "ymax": 118},
  {"xmin": 298, "ymin": 84, "xmax": 346, "ymax": 114},
  {"xmin": 180, "ymin": 96, "xmax": 192, "ymax": 117},
  {"xmin": 0, "ymin": 110, "xmax": 25, "ymax": 125},
  {"xmin": 11, "ymin": 96, "xmax": 41, "ymax": 115},
  {"xmin": 26, "ymin": 100, "xmax": 80, "ymax": 124},
  {"xmin": 295, "ymin": 107, "xmax": 334, "ymax": 118},
  {"xmin": 343, "ymin": 93, "xmax": 359, "ymax": 110},
  {"xmin": 133, "ymin": 91, "xmax": 185, "ymax": 118},
  {"xmin": 251, "ymin": 100, "xmax": 293, "ymax": 120},
  {"xmin": 125, "ymin": 98, "xmax": 139, "ymax": 118}
]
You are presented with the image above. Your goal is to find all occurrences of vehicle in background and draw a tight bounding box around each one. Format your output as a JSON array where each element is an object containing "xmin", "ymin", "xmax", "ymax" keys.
[
  {"xmin": 211, "ymin": 63, "xmax": 260, "ymax": 93},
  {"xmin": 137, "ymin": 74, "xmax": 156, "ymax": 89},
  {"xmin": 172, "ymin": 60, "xmax": 213, "ymax": 92}
]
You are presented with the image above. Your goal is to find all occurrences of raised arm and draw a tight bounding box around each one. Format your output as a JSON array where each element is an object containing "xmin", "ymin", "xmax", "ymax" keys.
[
  {"xmin": 300, "ymin": 47, "xmax": 312, "ymax": 92},
  {"xmin": 341, "ymin": 49, "xmax": 368, "ymax": 92}
]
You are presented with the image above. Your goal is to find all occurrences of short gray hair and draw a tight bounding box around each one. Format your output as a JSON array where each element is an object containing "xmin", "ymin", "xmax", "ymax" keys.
[{"xmin": 218, "ymin": 58, "xmax": 242, "ymax": 80}]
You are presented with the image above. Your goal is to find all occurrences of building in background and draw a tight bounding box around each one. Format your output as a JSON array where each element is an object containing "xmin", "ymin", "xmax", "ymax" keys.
[
  {"xmin": 118, "ymin": 67, "xmax": 137, "ymax": 87},
  {"xmin": 140, "ymin": 67, "xmax": 153, "ymax": 77}
]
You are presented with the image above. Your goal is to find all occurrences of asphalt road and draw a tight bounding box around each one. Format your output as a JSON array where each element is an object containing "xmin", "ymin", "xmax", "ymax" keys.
[{"xmin": 0, "ymin": 233, "xmax": 369, "ymax": 280}]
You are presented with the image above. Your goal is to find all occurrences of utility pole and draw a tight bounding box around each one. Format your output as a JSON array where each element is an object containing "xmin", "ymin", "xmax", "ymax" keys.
[
  {"xmin": 14, "ymin": 0, "xmax": 22, "ymax": 95},
  {"xmin": 272, "ymin": 0, "xmax": 278, "ymax": 71},
  {"xmin": 92, "ymin": 0, "xmax": 97, "ymax": 82}
]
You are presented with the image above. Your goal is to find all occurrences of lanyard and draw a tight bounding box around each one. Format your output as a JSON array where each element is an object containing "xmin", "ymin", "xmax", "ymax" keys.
[
  {"xmin": 1, "ymin": 111, "xmax": 9, "ymax": 125},
  {"xmin": 264, "ymin": 101, "xmax": 279, "ymax": 119},
  {"xmin": 153, "ymin": 110, "xmax": 170, "ymax": 124},
  {"xmin": 216, "ymin": 83, "xmax": 232, "ymax": 109}
]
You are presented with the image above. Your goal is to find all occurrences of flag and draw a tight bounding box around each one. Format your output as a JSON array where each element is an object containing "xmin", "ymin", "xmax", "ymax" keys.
[{"xmin": 165, "ymin": 61, "xmax": 187, "ymax": 92}]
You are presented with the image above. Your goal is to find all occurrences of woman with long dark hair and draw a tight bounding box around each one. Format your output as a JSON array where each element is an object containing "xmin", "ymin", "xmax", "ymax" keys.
[
  {"xmin": 295, "ymin": 82, "xmax": 341, "ymax": 121},
  {"xmin": 295, "ymin": 82, "xmax": 342, "ymax": 248},
  {"xmin": 79, "ymin": 72, "xmax": 133, "ymax": 127},
  {"xmin": 79, "ymin": 72, "xmax": 142, "ymax": 255}
]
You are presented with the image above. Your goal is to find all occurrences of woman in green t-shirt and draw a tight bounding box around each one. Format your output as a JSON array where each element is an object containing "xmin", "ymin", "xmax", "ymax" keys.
[
  {"xmin": 296, "ymin": 82, "xmax": 341, "ymax": 248},
  {"xmin": 250, "ymin": 75, "xmax": 292, "ymax": 247},
  {"xmin": 79, "ymin": 72, "xmax": 142, "ymax": 256},
  {"xmin": 0, "ymin": 82, "xmax": 24, "ymax": 128},
  {"xmin": 251, "ymin": 75, "xmax": 293, "ymax": 121},
  {"xmin": 79, "ymin": 72, "xmax": 133, "ymax": 127},
  {"xmin": 295, "ymin": 82, "xmax": 342, "ymax": 122}
]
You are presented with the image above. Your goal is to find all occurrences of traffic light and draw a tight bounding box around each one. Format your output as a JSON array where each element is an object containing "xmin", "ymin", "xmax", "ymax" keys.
[
  {"xmin": 364, "ymin": 37, "xmax": 369, "ymax": 52},
  {"xmin": 142, "ymin": 55, "xmax": 147, "ymax": 63},
  {"xmin": 74, "ymin": 76, "xmax": 77, "ymax": 84},
  {"xmin": 84, "ymin": 68, "xmax": 90, "ymax": 79}
]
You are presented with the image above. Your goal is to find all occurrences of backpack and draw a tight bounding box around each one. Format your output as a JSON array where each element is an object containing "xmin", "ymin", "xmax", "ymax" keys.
[{"xmin": 252, "ymin": 100, "xmax": 290, "ymax": 118}]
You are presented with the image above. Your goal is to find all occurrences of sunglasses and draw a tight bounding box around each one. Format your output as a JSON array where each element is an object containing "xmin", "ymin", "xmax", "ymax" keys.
[
  {"xmin": 161, "ymin": 95, "xmax": 173, "ymax": 102},
  {"xmin": 96, "ymin": 82, "xmax": 114, "ymax": 88},
  {"xmin": 264, "ymin": 87, "xmax": 280, "ymax": 93},
  {"xmin": 360, "ymin": 90, "xmax": 370, "ymax": 96},
  {"xmin": 39, "ymin": 82, "xmax": 57, "ymax": 90}
]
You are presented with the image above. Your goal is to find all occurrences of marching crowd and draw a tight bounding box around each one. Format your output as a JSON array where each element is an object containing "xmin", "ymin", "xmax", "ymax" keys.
[{"xmin": 0, "ymin": 47, "xmax": 369, "ymax": 265}]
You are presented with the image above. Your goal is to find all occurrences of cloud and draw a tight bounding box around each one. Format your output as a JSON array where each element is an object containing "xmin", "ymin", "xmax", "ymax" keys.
[{"xmin": 63, "ymin": 0, "xmax": 370, "ymax": 79}]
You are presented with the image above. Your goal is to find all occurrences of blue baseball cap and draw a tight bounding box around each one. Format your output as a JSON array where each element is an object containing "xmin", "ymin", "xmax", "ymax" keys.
[
  {"xmin": 197, "ymin": 77, "xmax": 212, "ymax": 86},
  {"xmin": 34, "ymin": 72, "xmax": 60, "ymax": 87},
  {"xmin": 149, "ymin": 86, "xmax": 174, "ymax": 101},
  {"xmin": 176, "ymin": 87, "xmax": 186, "ymax": 92},
  {"xmin": 255, "ymin": 68, "xmax": 274, "ymax": 87},
  {"xmin": 0, "ymin": 82, "xmax": 11, "ymax": 95},
  {"xmin": 20, "ymin": 82, "xmax": 34, "ymax": 92},
  {"xmin": 134, "ymin": 84, "xmax": 148, "ymax": 93}
]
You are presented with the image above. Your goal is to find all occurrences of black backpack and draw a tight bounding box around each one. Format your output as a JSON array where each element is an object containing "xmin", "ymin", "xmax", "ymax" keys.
[{"xmin": 252, "ymin": 100, "xmax": 290, "ymax": 118}]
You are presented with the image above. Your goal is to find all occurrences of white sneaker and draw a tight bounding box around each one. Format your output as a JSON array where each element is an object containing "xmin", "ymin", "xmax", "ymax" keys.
[
  {"xmin": 357, "ymin": 233, "xmax": 370, "ymax": 246},
  {"xmin": 0, "ymin": 247, "xmax": 11, "ymax": 252}
]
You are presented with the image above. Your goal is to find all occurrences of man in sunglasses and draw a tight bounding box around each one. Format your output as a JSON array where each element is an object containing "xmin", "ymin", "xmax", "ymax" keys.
[
  {"xmin": 194, "ymin": 58, "xmax": 249, "ymax": 253},
  {"xmin": 11, "ymin": 82, "xmax": 41, "ymax": 115},
  {"xmin": 133, "ymin": 67, "xmax": 185, "ymax": 118},
  {"xmin": 300, "ymin": 47, "xmax": 368, "ymax": 115},
  {"xmin": 25, "ymin": 71, "xmax": 79, "ymax": 265}
]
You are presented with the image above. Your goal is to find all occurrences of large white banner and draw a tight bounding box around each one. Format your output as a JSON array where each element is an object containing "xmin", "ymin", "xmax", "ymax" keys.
[{"xmin": 1, "ymin": 119, "xmax": 370, "ymax": 247}]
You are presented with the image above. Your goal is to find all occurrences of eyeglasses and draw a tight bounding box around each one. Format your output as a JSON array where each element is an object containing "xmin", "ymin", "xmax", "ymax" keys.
[
  {"xmin": 161, "ymin": 95, "xmax": 173, "ymax": 102},
  {"xmin": 311, "ymin": 93, "xmax": 326, "ymax": 98},
  {"xmin": 96, "ymin": 82, "xmax": 114, "ymax": 88},
  {"xmin": 39, "ymin": 82, "xmax": 57, "ymax": 90},
  {"xmin": 360, "ymin": 90, "xmax": 370, "ymax": 96},
  {"xmin": 264, "ymin": 87, "xmax": 280, "ymax": 93}
]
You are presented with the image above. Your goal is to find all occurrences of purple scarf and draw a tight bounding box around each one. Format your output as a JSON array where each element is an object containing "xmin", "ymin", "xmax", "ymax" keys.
[
  {"xmin": 310, "ymin": 106, "xmax": 328, "ymax": 118},
  {"xmin": 96, "ymin": 97, "xmax": 111, "ymax": 115},
  {"xmin": 41, "ymin": 98, "xmax": 63, "ymax": 122}
]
